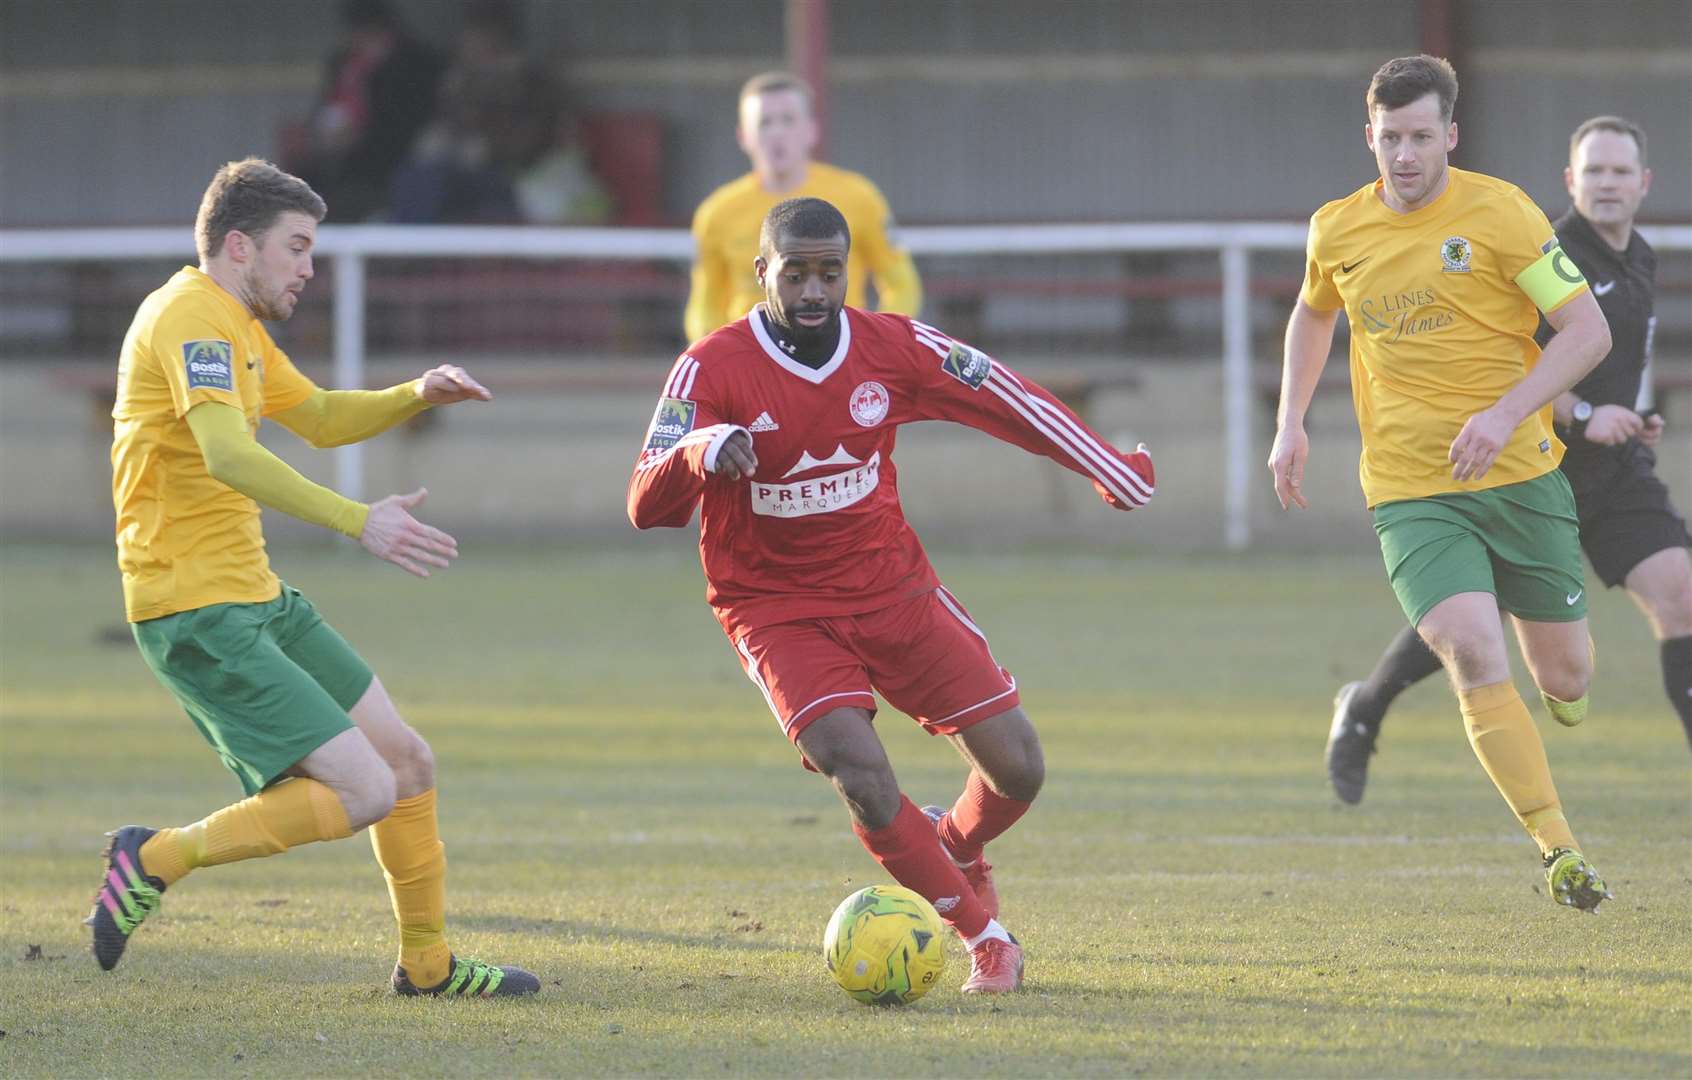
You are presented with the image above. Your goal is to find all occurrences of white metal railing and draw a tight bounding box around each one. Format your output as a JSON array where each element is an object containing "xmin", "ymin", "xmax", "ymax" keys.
[{"xmin": 5, "ymin": 222, "xmax": 1689, "ymax": 549}]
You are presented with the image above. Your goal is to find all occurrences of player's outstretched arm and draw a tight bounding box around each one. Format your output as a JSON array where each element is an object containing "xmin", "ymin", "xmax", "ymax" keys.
[
  {"xmin": 905, "ymin": 322, "xmax": 1153, "ymax": 510},
  {"xmin": 1269, "ymin": 300, "xmax": 1340, "ymax": 510},
  {"xmin": 271, "ymin": 365, "xmax": 491, "ymax": 448},
  {"xmin": 186, "ymin": 401, "xmax": 369, "ymax": 537},
  {"xmin": 187, "ymin": 402, "xmax": 459, "ymax": 577},
  {"xmin": 417, "ymin": 364, "xmax": 492, "ymax": 405},
  {"xmin": 1449, "ymin": 291, "xmax": 1611, "ymax": 482},
  {"xmin": 358, "ymin": 488, "xmax": 458, "ymax": 578}
]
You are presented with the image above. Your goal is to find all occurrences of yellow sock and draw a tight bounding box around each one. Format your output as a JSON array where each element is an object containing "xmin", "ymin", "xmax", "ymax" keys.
[
  {"xmin": 1458, "ymin": 681, "xmax": 1577, "ymax": 856},
  {"xmin": 139, "ymin": 777, "xmax": 353, "ymax": 888},
  {"xmin": 370, "ymin": 788, "xmax": 450, "ymax": 987}
]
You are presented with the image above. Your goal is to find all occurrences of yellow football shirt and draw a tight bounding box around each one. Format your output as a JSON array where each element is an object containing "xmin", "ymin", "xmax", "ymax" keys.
[
  {"xmin": 684, "ymin": 161, "xmax": 922, "ymax": 342},
  {"xmin": 112, "ymin": 267, "xmax": 318, "ymax": 622},
  {"xmin": 1301, "ymin": 167, "xmax": 1588, "ymax": 507}
]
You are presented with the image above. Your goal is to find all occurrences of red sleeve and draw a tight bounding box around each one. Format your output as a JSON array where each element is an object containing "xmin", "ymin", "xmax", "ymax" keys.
[
  {"xmin": 904, "ymin": 318, "xmax": 1155, "ymax": 510},
  {"xmin": 627, "ymin": 352, "xmax": 746, "ymax": 528}
]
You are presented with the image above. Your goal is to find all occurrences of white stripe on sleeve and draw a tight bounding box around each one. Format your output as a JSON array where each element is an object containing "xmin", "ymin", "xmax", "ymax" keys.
[
  {"xmin": 661, "ymin": 354, "xmax": 697, "ymax": 399},
  {"xmin": 991, "ymin": 367, "xmax": 1153, "ymax": 501},
  {"xmin": 912, "ymin": 333, "xmax": 950, "ymax": 360},
  {"xmin": 984, "ymin": 369, "xmax": 1152, "ymax": 505}
]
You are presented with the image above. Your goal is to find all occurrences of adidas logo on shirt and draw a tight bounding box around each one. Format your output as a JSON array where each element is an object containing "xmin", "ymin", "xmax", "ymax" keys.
[{"xmin": 748, "ymin": 411, "xmax": 780, "ymax": 432}]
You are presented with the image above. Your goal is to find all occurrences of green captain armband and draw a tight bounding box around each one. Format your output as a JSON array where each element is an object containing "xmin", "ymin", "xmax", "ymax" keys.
[{"xmin": 1515, "ymin": 242, "xmax": 1586, "ymax": 313}]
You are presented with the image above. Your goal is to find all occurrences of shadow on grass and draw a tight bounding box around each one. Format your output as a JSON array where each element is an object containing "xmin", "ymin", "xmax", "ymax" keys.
[
  {"xmin": 447, "ymin": 911, "xmax": 809, "ymax": 956},
  {"xmin": 1082, "ymin": 945, "xmax": 1692, "ymax": 989}
]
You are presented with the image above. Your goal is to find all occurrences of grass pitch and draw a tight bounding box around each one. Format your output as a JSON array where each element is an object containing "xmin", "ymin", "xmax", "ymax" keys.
[{"xmin": 1, "ymin": 541, "xmax": 1688, "ymax": 1077}]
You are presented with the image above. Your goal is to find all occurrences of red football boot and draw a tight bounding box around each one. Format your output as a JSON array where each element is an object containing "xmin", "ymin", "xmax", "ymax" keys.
[{"xmin": 960, "ymin": 933, "xmax": 1023, "ymax": 994}]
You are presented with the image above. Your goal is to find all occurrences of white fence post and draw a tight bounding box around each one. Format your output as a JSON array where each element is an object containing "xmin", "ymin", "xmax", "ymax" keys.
[
  {"xmin": 1221, "ymin": 242, "xmax": 1252, "ymax": 552},
  {"xmin": 332, "ymin": 249, "xmax": 366, "ymax": 503}
]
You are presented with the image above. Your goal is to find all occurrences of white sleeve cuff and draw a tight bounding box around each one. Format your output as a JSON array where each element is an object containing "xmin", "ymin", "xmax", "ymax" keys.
[{"xmin": 701, "ymin": 424, "xmax": 750, "ymax": 474}]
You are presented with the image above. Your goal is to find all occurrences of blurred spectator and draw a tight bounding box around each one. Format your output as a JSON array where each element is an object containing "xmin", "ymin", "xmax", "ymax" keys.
[
  {"xmin": 684, "ymin": 72, "xmax": 921, "ymax": 343},
  {"xmin": 389, "ymin": 0, "xmax": 610, "ymax": 225},
  {"xmin": 295, "ymin": 0, "xmax": 444, "ymax": 222}
]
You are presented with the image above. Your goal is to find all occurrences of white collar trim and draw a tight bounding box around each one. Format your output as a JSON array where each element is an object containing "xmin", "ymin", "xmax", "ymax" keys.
[{"xmin": 747, "ymin": 304, "xmax": 852, "ymax": 385}]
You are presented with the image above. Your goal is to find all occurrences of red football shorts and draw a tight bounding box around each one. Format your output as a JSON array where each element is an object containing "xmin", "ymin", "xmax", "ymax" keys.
[{"xmin": 731, "ymin": 586, "xmax": 1020, "ymax": 753}]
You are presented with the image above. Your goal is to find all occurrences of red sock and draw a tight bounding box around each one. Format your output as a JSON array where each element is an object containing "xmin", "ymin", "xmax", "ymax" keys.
[
  {"xmin": 853, "ymin": 795, "xmax": 990, "ymax": 939},
  {"xmin": 939, "ymin": 771, "xmax": 1032, "ymax": 864}
]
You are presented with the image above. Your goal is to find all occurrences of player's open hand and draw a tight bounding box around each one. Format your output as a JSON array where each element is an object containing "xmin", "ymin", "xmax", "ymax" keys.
[
  {"xmin": 1585, "ymin": 404, "xmax": 1645, "ymax": 446},
  {"xmin": 1268, "ymin": 425, "xmax": 1310, "ymax": 510},
  {"xmin": 360, "ymin": 488, "xmax": 458, "ymax": 578},
  {"xmin": 712, "ymin": 430, "xmax": 758, "ymax": 481},
  {"xmin": 1640, "ymin": 411, "xmax": 1664, "ymax": 447},
  {"xmin": 418, "ymin": 365, "xmax": 492, "ymax": 405},
  {"xmin": 1448, "ymin": 407, "xmax": 1516, "ymax": 482}
]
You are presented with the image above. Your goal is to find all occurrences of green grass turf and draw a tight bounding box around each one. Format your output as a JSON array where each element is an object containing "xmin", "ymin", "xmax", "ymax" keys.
[{"xmin": 1, "ymin": 542, "xmax": 1688, "ymax": 1077}]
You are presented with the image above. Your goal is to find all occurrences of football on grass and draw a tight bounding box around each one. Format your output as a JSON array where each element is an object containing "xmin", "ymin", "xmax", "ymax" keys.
[{"xmin": 822, "ymin": 884, "xmax": 946, "ymax": 1005}]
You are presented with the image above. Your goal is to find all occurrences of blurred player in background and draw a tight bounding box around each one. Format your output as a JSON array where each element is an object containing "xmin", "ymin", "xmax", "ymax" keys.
[
  {"xmin": 91, "ymin": 158, "xmax": 537, "ymax": 996},
  {"xmin": 631, "ymin": 197, "xmax": 1155, "ymax": 993},
  {"xmin": 293, "ymin": 0, "xmax": 443, "ymax": 222},
  {"xmin": 1268, "ymin": 57, "xmax": 1618, "ymax": 911},
  {"xmin": 683, "ymin": 71, "xmax": 922, "ymax": 342},
  {"xmin": 1326, "ymin": 114, "xmax": 1692, "ymax": 801}
]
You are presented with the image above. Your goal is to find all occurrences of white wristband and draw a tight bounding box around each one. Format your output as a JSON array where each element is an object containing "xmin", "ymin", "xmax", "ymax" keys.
[{"xmin": 701, "ymin": 424, "xmax": 751, "ymax": 474}]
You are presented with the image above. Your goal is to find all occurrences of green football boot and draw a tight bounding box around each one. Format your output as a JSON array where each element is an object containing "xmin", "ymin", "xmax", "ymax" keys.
[
  {"xmin": 85, "ymin": 826, "xmax": 166, "ymax": 971},
  {"xmin": 1544, "ymin": 848, "xmax": 1612, "ymax": 913},
  {"xmin": 392, "ymin": 954, "xmax": 540, "ymax": 997}
]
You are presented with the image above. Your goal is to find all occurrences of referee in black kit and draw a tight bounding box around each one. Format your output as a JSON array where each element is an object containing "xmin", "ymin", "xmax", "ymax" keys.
[
  {"xmin": 1545, "ymin": 114, "xmax": 1690, "ymax": 717},
  {"xmin": 1324, "ymin": 115, "xmax": 1692, "ymax": 805}
]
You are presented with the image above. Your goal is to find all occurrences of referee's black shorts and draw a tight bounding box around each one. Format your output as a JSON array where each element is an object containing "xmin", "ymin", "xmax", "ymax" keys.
[{"xmin": 1572, "ymin": 449, "xmax": 1692, "ymax": 588}]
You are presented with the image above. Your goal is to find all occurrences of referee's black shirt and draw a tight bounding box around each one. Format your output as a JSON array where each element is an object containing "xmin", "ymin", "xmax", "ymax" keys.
[{"xmin": 1536, "ymin": 206, "xmax": 1658, "ymax": 494}]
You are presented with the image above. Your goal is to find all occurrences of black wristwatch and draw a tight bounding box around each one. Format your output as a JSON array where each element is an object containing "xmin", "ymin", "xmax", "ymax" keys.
[{"xmin": 1569, "ymin": 399, "xmax": 1593, "ymax": 442}]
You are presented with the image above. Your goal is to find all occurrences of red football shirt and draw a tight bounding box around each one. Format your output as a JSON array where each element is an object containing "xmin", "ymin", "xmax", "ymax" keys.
[{"xmin": 628, "ymin": 306, "xmax": 1154, "ymax": 638}]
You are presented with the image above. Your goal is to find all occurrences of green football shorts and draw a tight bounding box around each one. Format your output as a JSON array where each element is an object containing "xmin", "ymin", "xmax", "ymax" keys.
[
  {"xmin": 1373, "ymin": 470, "xmax": 1588, "ymax": 627},
  {"xmin": 132, "ymin": 585, "xmax": 374, "ymax": 796}
]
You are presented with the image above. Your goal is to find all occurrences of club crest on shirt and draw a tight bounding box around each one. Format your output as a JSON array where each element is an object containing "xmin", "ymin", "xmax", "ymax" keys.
[
  {"xmin": 182, "ymin": 340, "xmax": 234, "ymax": 391},
  {"xmin": 1440, "ymin": 236, "xmax": 1472, "ymax": 273},
  {"xmin": 849, "ymin": 381, "xmax": 890, "ymax": 427},
  {"xmin": 645, "ymin": 396, "xmax": 697, "ymax": 451},
  {"xmin": 941, "ymin": 342, "xmax": 993, "ymax": 390}
]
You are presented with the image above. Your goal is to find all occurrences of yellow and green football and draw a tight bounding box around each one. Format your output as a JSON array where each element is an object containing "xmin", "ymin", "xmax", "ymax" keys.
[{"xmin": 822, "ymin": 884, "xmax": 946, "ymax": 1005}]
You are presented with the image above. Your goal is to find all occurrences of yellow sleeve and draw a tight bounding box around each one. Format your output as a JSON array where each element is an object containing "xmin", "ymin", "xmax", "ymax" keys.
[
  {"xmin": 1502, "ymin": 191, "xmax": 1587, "ymax": 313},
  {"xmin": 856, "ymin": 183, "xmax": 923, "ymax": 316},
  {"xmin": 186, "ymin": 401, "xmax": 368, "ymax": 537},
  {"xmin": 870, "ymin": 249, "xmax": 923, "ymax": 317},
  {"xmin": 259, "ymin": 338, "xmax": 318, "ymax": 415},
  {"xmin": 684, "ymin": 202, "xmax": 732, "ymax": 343},
  {"xmin": 270, "ymin": 381, "xmax": 429, "ymax": 448},
  {"xmin": 1298, "ymin": 211, "xmax": 1342, "ymax": 312},
  {"xmin": 152, "ymin": 302, "xmax": 248, "ymax": 417}
]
